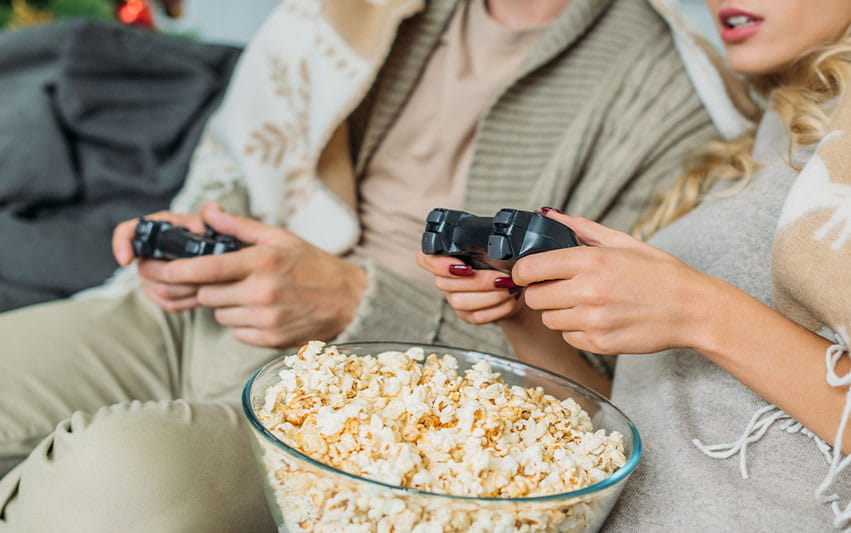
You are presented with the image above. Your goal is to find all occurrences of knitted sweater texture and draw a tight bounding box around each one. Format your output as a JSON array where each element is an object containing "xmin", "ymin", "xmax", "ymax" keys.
[{"xmin": 339, "ymin": 0, "xmax": 717, "ymax": 356}]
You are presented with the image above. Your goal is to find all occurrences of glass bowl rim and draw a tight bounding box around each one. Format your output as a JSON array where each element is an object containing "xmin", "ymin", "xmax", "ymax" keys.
[{"xmin": 242, "ymin": 341, "xmax": 642, "ymax": 503}]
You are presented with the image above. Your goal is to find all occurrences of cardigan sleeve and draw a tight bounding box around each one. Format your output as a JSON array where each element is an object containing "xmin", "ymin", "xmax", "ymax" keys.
[
  {"xmin": 334, "ymin": 259, "xmax": 515, "ymax": 357},
  {"xmin": 574, "ymin": 31, "xmax": 719, "ymax": 234}
]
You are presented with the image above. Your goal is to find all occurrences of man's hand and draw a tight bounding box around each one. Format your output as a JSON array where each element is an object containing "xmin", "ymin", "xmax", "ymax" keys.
[
  {"xmin": 157, "ymin": 203, "xmax": 367, "ymax": 348},
  {"xmin": 112, "ymin": 203, "xmax": 368, "ymax": 348},
  {"xmin": 113, "ymin": 209, "xmax": 207, "ymax": 312}
]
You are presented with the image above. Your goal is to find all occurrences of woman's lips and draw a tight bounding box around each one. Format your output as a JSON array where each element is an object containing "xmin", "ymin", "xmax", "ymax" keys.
[{"xmin": 718, "ymin": 7, "xmax": 764, "ymax": 43}]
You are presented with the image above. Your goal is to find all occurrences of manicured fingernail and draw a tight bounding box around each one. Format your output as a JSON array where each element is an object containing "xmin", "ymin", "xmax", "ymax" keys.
[
  {"xmin": 494, "ymin": 277, "xmax": 517, "ymax": 289},
  {"xmin": 449, "ymin": 264, "xmax": 474, "ymax": 276},
  {"xmin": 540, "ymin": 206, "xmax": 565, "ymax": 215}
]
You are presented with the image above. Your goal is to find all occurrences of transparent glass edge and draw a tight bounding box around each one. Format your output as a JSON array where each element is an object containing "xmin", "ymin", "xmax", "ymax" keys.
[{"xmin": 241, "ymin": 341, "xmax": 642, "ymax": 504}]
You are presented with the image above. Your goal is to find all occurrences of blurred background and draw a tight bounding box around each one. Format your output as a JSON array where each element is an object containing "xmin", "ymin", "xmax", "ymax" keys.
[
  {"xmin": 0, "ymin": 0, "xmax": 722, "ymax": 49},
  {"xmin": 0, "ymin": 0, "xmax": 278, "ymax": 45},
  {"xmin": 680, "ymin": 0, "xmax": 723, "ymax": 51},
  {"xmin": 158, "ymin": 0, "xmax": 278, "ymax": 45}
]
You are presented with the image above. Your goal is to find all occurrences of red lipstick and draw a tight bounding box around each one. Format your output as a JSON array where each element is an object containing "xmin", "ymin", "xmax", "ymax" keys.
[{"xmin": 718, "ymin": 7, "xmax": 764, "ymax": 43}]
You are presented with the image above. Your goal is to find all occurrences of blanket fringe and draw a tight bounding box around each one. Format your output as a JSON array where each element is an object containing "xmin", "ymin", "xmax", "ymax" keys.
[
  {"xmin": 692, "ymin": 404, "xmax": 788, "ymax": 480},
  {"xmin": 692, "ymin": 340, "xmax": 850, "ymax": 529},
  {"xmin": 819, "ymin": 342, "xmax": 851, "ymax": 529}
]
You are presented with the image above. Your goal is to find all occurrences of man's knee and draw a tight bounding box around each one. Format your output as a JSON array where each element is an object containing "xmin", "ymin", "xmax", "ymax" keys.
[{"xmin": 1, "ymin": 400, "xmax": 274, "ymax": 533}]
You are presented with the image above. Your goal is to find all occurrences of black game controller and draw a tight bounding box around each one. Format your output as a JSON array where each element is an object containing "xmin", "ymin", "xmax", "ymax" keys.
[
  {"xmin": 488, "ymin": 208, "xmax": 580, "ymax": 262},
  {"xmin": 131, "ymin": 218, "xmax": 243, "ymax": 260},
  {"xmin": 421, "ymin": 208, "xmax": 579, "ymax": 272},
  {"xmin": 421, "ymin": 208, "xmax": 509, "ymax": 271}
]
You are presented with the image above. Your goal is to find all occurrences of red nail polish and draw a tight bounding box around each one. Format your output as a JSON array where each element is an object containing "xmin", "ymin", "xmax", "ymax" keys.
[
  {"xmin": 494, "ymin": 277, "xmax": 518, "ymax": 289},
  {"xmin": 449, "ymin": 264, "xmax": 474, "ymax": 276},
  {"xmin": 540, "ymin": 206, "xmax": 565, "ymax": 215}
]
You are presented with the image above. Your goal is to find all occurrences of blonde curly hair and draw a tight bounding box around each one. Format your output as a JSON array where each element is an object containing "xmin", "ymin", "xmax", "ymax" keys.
[{"xmin": 634, "ymin": 29, "xmax": 851, "ymax": 239}]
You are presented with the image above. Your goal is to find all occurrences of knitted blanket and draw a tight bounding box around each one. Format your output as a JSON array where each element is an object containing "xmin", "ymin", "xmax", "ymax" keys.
[
  {"xmin": 78, "ymin": 0, "xmax": 423, "ymax": 299},
  {"xmin": 170, "ymin": 0, "xmax": 422, "ymax": 254},
  {"xmin": 772, "ymin": 91, "xmax": 851, "ymax": 527}
]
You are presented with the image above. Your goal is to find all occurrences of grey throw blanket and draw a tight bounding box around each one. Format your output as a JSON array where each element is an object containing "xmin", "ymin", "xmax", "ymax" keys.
[{"xmin": 0, "ymin": 19, "xmax": 239, "ymax": 311}]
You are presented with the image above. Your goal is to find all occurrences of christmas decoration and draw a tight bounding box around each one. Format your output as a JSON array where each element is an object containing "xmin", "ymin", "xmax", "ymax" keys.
[
  {"xmin": 2, "ymin": 0, "xmax": 54, "ymax": 28},
  {"xmin": 116, "ymin": 0, "xmax": 153, "ymax": 28},
  {"xmin": 0, "ymin": 0, "xmax": 183, "ymax": 30}
]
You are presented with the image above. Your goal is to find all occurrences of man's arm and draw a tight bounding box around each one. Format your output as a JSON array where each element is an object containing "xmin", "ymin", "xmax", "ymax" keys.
[{"xmin": 334, "ymin": 259, "xmax": 516, "ymax": 357}]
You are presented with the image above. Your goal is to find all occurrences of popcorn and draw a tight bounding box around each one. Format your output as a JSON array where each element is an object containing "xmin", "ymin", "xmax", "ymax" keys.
[{"xmin": 254, "ymin": 342, "xmax": 626, "ymax": 532}]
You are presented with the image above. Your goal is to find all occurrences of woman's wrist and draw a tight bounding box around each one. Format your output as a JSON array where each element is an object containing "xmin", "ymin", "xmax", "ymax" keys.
[
  {"xmin": 684, "ymin": 273, "xmax": 795, "ymax": 373},
  {"xmin": 678, "ymin": 272, "xmax": 750, "ymax": 360},
  {"xmin": 677, "ymin": 274, "xmax": 850, "ymax": 449}
]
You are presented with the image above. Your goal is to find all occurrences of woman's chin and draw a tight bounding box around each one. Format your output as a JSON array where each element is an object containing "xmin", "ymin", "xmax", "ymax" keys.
[{"xmin": 725, "ymin": 50, "xmax": 787, "ymax": 77}]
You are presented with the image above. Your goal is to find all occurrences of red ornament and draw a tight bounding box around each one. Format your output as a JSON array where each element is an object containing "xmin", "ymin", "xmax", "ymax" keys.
[{"xmin": 117, "ymin": 0, "xmax": 155, "ymax": 29}]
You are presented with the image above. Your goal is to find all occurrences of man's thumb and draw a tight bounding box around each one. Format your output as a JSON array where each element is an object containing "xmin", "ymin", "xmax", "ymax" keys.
[{"xmin": 200, "ymin": 202, "xmax": 271, "ymax": 245}]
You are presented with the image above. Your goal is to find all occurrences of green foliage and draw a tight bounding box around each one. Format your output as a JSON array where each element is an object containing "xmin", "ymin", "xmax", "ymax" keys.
[
  {"xmin": 0, "ymin": 0, "xmax": 115, "ymax": 28},
  {"xmin": 0, "ymin": 0, "xmax": 52, "ymax": 9},
  {"xmin": 46, "ymin": 0, "xmax": 114, "ymax": 20}
]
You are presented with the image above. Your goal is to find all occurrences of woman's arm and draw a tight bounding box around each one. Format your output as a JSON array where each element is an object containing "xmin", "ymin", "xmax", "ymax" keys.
[
  {"xmin": 512, "ymin": 212, "xmax": 851, "ymax": 453},
  {"xmin": 691, "ymin": 274, "xmax": 849, "ymax": 452}
]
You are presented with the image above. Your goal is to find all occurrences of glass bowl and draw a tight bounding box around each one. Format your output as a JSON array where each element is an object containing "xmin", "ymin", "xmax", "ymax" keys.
[{"xmin": 242, "ymin": 342, "xmax": 641, "ymax": 532}]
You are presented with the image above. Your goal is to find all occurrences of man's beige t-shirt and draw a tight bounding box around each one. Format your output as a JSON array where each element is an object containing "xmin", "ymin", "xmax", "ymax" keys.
[{"xmin": 347, "ymin": 0, "xmax": 548, "ymax": 290}]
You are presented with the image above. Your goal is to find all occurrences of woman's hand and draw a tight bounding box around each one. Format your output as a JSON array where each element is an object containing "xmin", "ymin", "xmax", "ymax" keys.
[
  {"xmin": 513, "ymin": 212, "xmax": 720, "ymax": 355},
  {"xmin": 416, "ymin": 251, "xmax": 522, "ymax": 324},
  {"xmin": 417, "ymin": 247, "xmax": 612, "ymax": 395}
]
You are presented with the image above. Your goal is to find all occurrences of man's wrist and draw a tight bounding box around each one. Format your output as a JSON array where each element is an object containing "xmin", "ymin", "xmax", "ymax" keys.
[{"xmin": 337, "ymin": 263, "xmax": 368, "ymax": 330}]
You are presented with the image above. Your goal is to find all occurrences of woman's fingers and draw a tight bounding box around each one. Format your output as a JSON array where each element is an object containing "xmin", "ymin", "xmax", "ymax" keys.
[
  {"xmin": 512, "ymin": 247, "xmax": 598, "ymax": 286},
  {"xmin": 446, "ymin": 289, "xmax": 514, "ymax": 312},
  {"xmin": 435, "ymin": 269, "xmax": 507, "ymax": 292},
  {"xmin": 456, "ymin": 298, "xmax": 522, "ymax": 325},
  {"xmin": 544, "ymin": 212, "xmax": 638, "ymax": 248}
]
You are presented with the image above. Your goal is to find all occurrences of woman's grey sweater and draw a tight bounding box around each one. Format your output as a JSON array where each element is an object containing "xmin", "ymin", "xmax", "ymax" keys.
[{"xmin": 604, "ymin": 111, "xmax": 849, "ymax": 531}]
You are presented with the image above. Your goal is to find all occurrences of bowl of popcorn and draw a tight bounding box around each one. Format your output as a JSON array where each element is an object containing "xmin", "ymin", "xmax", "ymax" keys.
[{"xmin": 242, "ymin": 341, "xmax": 641, "ymax": 533}]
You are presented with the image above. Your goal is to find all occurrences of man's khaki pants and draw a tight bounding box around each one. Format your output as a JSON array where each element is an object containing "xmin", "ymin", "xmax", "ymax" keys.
[{"xmin": 0, "ymin": 289, "xmax": 278, "ymax": 532}]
